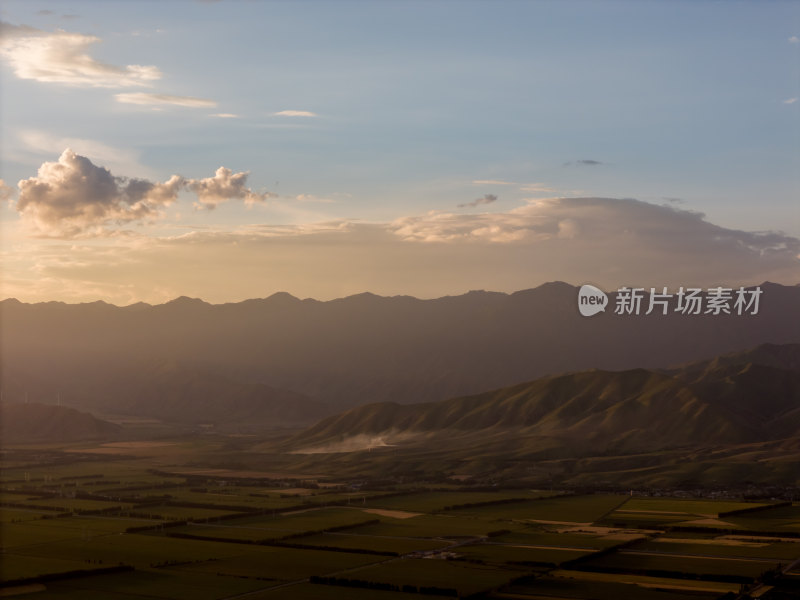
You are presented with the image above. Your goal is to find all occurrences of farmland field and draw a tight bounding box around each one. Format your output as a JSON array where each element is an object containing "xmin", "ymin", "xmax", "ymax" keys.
[{"xmin": 3, "ymin": 441, "xmax": 800, "ymax": 599}]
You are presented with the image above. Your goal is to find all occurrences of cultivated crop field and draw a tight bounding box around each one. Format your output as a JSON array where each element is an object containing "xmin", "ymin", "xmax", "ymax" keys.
[{"xmin": 3, "ymin": 442, "xmax": 800, "ymax": 599}]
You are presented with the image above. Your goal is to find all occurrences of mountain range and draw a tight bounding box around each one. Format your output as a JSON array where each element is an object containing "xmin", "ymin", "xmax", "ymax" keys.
[
  {"xmin": 278, "ymin": 343, "xmax": 800, "ymax": 486},
  {"xmin": 0, "ymin": 402, "xmax": 121, "ymax": 443},
  {"xmin": 1, "ymin": 282, "xmax": 798, "ymax": 430}
]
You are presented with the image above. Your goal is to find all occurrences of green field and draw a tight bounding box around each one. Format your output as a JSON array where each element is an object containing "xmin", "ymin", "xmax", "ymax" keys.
[
  {"xmin": 455, "ymin": 541, "xmax": 594, "ymax": 565},
  {"xmin": 455, "ymin": 494, "xmax": 627, "ymax": 522},
  {"xmin": 4, "ymin": 443, "xmax": 800, "ymax": 599},
  {"xmin": 26, "ymin": 568, "xmax": 269, "ymax": 600},
  {"xmin": 502, "ymin": 573, "xmax": 729, "ymax": 600},
  {"xmin": 637, "ymin": 539, "xmax": 800, "ymax": 560},
  {"xmin": 364, "ymin": 490, "xmax": 554, "ymax": 512},
  {"xmin": 338, "ymin": 556, "xmax": 524, "ymax": 596},
  {"xmin": 347, "ymin": 513, "xmax": 527, "ymax": 538},
  {"xmin": 617, "ymin": 497, "xmax": 768, "ymax": 517},
  {"xmin": 494, "ymin": 529, "xmax": 635, "ymax": 550},
  {"xmin": 170, "ymin": 545, "xmax": 385, "ymax": 581},
  {"xmin": 289, "ymin": 531, "xmax": 447, "ymax": 554},
  {"xmin": 128, "ymin": 504, "xmax": 240, "ymax": 521},
  {"xmin": 169, "ymin": 506, "xmax": 386, "ymax": 542},
  {"xmin": 583, "ymin": 549, "xmax": 782, "ymax": 579},
  {"xmin": 244, "ymin": 582, "xmax": 446, "ymax": 599}
]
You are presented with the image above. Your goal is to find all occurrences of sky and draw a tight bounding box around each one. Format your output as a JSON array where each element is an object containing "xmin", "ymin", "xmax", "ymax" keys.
[{"xmin": 0, "ymin": 0, "xmax": 798, "ymax": 305}]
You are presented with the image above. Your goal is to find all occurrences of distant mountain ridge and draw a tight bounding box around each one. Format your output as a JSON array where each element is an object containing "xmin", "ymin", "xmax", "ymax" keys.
[
  {"xmin": 279, "ymin": 344, "xmax": 800, "ymax": 486},
  {"xmin": 0, "ymin": 403, "xmax": 121, "ymax": 443},
  {"xmin": 294, "ymin": 343, "xmax": 800, "ymax": 451},
  {"xmin": 2, "ymin": 282, "xmax": 799, "ymax": 421}
]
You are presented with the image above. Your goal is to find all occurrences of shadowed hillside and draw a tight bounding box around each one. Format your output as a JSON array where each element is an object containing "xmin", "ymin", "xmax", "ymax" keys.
[
  {"xmin": 279, "ymin": 344, "xmax": 800, "ymax": 486},
  {"xmin": 2, "ymin": 283, "xmax": 799, "ymax": 421},
  {"xmin": 0, "ymin": 403, "xmax": 121, "ymax": 443}
]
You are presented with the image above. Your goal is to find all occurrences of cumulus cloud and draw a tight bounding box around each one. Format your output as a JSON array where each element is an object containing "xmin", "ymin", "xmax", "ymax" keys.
[
  {"xmin": 13, "ymin": 151, "xmax": 273, "ymax": 236},
  {"xmin": 458, "ymin": 193, "xmax": 498, "ymax": 209},
  {"xmin": 15, "ymin": 149, "xmax": 183, "ymax": 237},
  {"xmin": 274, "ymin": 110, "xmax": 318, "ymax": 117},
  {"xmin": 187, "ymin": 167, "xmax": 273, "ymax": 209},
  {"xmin": 0, "ymin": 21, "xmax": 161, "ymax": 87},
  {"xmin": 115, "ymin": 93, "xmax": 217, "ymax": 107}
]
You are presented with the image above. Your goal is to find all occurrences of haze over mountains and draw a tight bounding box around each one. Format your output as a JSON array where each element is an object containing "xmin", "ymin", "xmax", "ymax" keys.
[
  {"xmin": 296, "ymin": 343, "xmax": 800, "ymax": 451},
  {"xmin": 1, "ymin": 282, "xmax": 799, "ymax": 430},
  {"xmin": 0, "ymin": 403, "xmax": 121, "ymax": 443},
  {"xmin": 280, "ymin": 343, "xmax": 800, "ymax": 486}
]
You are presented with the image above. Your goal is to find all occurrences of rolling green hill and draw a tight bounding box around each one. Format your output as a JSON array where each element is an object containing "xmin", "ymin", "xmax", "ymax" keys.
[{"xmin": 285, "ymin": 344, "xmax": 800, "ymax": 485}]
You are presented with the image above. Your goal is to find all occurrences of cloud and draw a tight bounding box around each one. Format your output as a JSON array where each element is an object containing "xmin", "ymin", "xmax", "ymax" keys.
[
  {"xmin": 458, "ymin": 194, "xmax": 498, "ymax": 209},
  {"xmin": 519, "ymin": 183, "xmax": 557, "ymax": 193},
  {"xmin": 0, "ymin": 179, "xmax": 13, "ymax": 202},
  {"xmin": 472, "ymin": 179, "xmax": 514, "ymax": 186},
  {"xmin": 209, "ymin": 113, "xmax": 239, "ymax": 118},
  {"xmin": 12, "ymin": 151, "xmax": 274, "ymax": 236},
  {"xmin": 15, "ymin": 149, "xmax": 184, "ymax": 238},
  {"xmin": 274, "ymin": 110, "xmax": 318, "ymax": 117},
  {"xmin": 564, "ymin": 159, "xmax": 603, "ymax": 166},
  {"xmin": 784, "ymin": 97, "xmax": 798, "ymax": 105},
  {"xmin": 391, "ymin": 197, "xmax": 800, "ymax": 257},
  {"xmin": 115, "ymin": 93, "xmax": 217, "ymax": 108},
  {"xmin": 295, "ymin": 194, "xmax": 336, "ymax": 203},
  {"xmin": 187, "ymin": 167, "xmax": 273, "ymax": 209},
  {"xmin": 0, "ymin": 21, "xmax": 161, "ymax": 87},
  {"xmin": 6, "ymin": 197, "xmax": 799, "ymax": 304},
  {"xmin": 790, "ymin": 36, "xmax": 799, "ymax": 44}
]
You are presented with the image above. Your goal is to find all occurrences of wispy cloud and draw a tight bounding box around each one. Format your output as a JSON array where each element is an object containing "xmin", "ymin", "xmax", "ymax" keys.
[
  {"xmin": 13, "ymin": 197, "xmax": 797, "ymax": 304},
  {"xmin": 564, "ymin": 159, "xmax": 603, "ymax": 167},
  {"xmin": 0, "ymin": 21, "xmax": 160, "ymax": 87},
  {"xmin": 458, "ymin": 194, "xmax": 498, "ymax": 209},
  {"xmin": 209, "ymin": 113, "xmax": 239, "ymax": 118},
  {"xmin": 274, "ymin": 110, "xmax": 318, "ymax": 117},
  {"xmin": 784, "ymin": 97, "xmax": 798, "ymax": 105},
  {"xmin": 519, "ymin": 183, "xmax": 557, "ymax": 193},
  {"xmin": 0, "ymin": 179, "xmax": 13, "ymax": 202},
  {"xmin": 295, "ymin": 194, "xmax": 336, "ymax": 204},
  {"xmin": 115, "ymin": 93, "xmax": 217, "ymax": 108},
  {"xmin": 789, "ymin": 35, "xmax": 799, "ymax": 44},
  {"xmin": 472, "ymin": 179, "xmax": 514, "ymax": 186}
]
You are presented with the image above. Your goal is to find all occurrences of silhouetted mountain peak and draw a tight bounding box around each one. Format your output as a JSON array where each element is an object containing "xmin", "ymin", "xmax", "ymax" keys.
[{"xmin": 163, "ymin": 296, "xmax": 209, "ymax": 307}]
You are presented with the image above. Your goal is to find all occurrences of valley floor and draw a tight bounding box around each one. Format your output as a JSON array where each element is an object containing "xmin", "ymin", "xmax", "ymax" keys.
[{"xmin": 2, "ymin": 437, "xmax": 800, "ymax": 600}]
